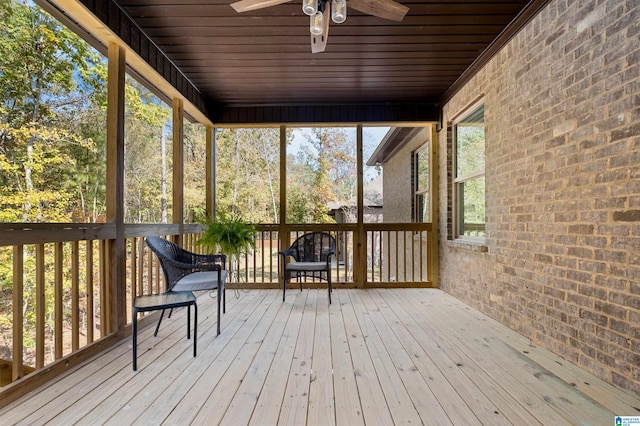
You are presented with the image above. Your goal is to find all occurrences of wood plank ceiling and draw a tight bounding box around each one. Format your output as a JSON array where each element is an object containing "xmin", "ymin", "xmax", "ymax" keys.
[{"xmin": 112, "ymin": 0, "xmax": 539, "ymax": 122}]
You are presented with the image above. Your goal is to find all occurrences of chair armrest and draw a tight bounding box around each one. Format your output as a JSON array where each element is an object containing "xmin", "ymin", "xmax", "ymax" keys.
[
  {"xmin": 193, "ymin": 253, "xmax": 226, "ymax": 270},
  {"xmin": 278, "ymin": 247, "xmax": 291, "ymax": 256},
  {"xmin": 160, "ymin": 256, "xmax": 222, "ymax": 273},
  {"xmin": 192, "ymin": 252, "xmax": 225, "ymax": 264},
  {"xmin": 278, "ymin": 248, "xmax": 295, "ymax": 260},
  {"xmin": 189, "ymin": 253, "xmax": 224, "ymax": 268},
  {"xmin": 326, "ymin": 250, "xmax": 335, "ymax": 266},
  {"xmin": 191, "ymin": 262, "xmax": 223, "ymax": 272}
]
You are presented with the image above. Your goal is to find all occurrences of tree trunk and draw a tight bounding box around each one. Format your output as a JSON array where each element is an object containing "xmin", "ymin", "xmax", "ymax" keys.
[
  {"xmin": 260, "ymin": 137, "xmax": 278, "ymax": 224},
  {"xmin": 23, "ymin": 139, "xmax": 34, "ymax": 221},
  {"xmin": 24, "ymin": 77, "xmax": 42, "ymax": 221},
  {"xmin": 232, "ymin": 129, "xmax": 240, "ymax": 213}
]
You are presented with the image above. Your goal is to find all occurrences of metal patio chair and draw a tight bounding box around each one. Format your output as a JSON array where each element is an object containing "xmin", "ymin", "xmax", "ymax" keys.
[
  {"xmin": 143, "ymin": 236, "xmax": 227, "ymax": 335},
  {"xmin": 279, "ymin": 231, "xmax": 336, "ymax": 303}
]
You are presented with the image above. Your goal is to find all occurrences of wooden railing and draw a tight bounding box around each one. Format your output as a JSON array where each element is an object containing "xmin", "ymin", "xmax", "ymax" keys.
[
  {"xmin": 0, "ymin": 223, "xmax": 118, "ymax": 390},
  {"xmin": 233, "ymin": 224, "xmax": 357, "ymax": 286},
  {"xmin": 0, "ymin": 223, "xmax": 202, "ymax": 395},
  {"xmin": 365, "ymin": 223, "xmax": 433, "ymax": 284},
  {"xmin": 233, "ymin": 223, "xmax": 434, "ymax": 287},
  {"xmin": 0, "ymin": 221, "xmax": 432, "ymax": 404}
]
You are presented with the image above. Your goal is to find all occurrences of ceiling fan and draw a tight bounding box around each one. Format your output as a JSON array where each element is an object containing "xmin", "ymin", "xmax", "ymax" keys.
[{"xmin": 229, "ymin": 0, "xmax": 409, "ymax": 53}]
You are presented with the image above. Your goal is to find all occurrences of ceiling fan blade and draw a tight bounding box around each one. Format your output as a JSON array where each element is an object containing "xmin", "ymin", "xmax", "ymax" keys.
[
  {"xmin": 347, "ymin": 0, "xmax": 408, "ymax": 22},
  {"xmin": 230, "ymin": 0, "xmax": 292, "ymax": 13},
  {"xmin": 311, "ymin": 3, "xmax": 331, "ymax": 53}
]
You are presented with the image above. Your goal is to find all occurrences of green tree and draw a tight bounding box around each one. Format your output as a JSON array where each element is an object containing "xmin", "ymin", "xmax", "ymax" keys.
[
  {"xmin": 456, "ymin": 124, "xmax": 485, "ymax": 234},
  {"xmin": 122, "ymin": 77, "xmax": 172, "ymax": 223},
  {"xmin": 0, "ymin": 0, "xmax": 105, "ymax": 222},
  {"xmin": 0, "ymin": 0, "xmax": 107, "ymax": 365},
  {"xmin": 184, "ymin": 122, "xmax": 207, "ymax": 223},
  {"xmin": 215, "ymin": 128, "xmax": 281, "ymax": 223},
  {"xmin": 286, "ymin": 128, "xmax": 355, "ymax": 223}
]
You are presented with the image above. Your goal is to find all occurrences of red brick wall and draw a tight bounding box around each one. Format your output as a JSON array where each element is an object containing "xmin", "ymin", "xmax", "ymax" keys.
[{"xmin": 438, "ymin": 0, "xmax": 639, "ymax": 394}]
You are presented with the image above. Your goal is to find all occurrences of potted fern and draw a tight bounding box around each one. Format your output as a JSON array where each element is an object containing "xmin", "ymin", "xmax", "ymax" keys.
[{"xmin": 197, "ymin": 210, "xmax": 256, "ymax": 282}]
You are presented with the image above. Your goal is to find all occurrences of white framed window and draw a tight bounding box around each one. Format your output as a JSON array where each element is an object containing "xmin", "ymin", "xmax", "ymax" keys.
[
  {"xmin": 413, "ymin": 144, "xmax": 430, "ymax": 223},
  {"xmin": 454, "ymin": 103, "xmax": 485, "ymax": 239}
]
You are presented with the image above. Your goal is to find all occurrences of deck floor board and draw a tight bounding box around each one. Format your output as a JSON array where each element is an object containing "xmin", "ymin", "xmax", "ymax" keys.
[{"xmin": 2, "ymin": 288, "xmax": 639, "ymax": 425}]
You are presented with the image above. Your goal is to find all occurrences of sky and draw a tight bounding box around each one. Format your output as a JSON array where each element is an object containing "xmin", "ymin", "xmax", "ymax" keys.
[{"xmin": 288, "ymin": 126, "xmax": 390, "ymax": 182}]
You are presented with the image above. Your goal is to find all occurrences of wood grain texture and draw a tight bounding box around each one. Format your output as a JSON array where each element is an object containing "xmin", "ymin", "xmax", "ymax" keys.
[{"xmin": 2, "ymin": 289, "xmax": 637, "ymax": 424}]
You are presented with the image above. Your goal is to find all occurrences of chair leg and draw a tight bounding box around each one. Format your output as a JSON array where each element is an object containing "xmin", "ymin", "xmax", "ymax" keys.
[
  {"xmin": 187, "ymin": 305, "xmax": 191, "ymax": 340},
  {"xmin": 217, "ymin": 284, "xmax": 221, "ymax": 335},
  {"xmin": 154, "ymin": 309, "xmax": 166, "ymax": 337},
  {"xmin": 193, "ymin": 302, "xmax": 198, "ymax": 357},
  {"xmin": 132, "ymin": 308, "xmax": 138, "ymax": 371},
  {"xmin": 328, "ymin": 273, "xmax": 332, "ymax": 304}
]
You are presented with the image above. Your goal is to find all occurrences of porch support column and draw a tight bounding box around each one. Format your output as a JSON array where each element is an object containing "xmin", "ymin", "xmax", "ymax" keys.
[
  {"xmin": 429, "ymin": 124, "xmax": 440, "ymax": 287},
  {"xmin": 106, "ymin": 42, "xmax": 126, "ymax": 336},
  {"xmin": 355, "ymin": 125, "xmax": 365, "ymax": 287},
  {"xmin": 206, "ymin": 126, "xmax": 216, "ymax": 219},
  {"xmin": 279, "ymin": 125, "xmax": 289, "ymax": 280},
  {"xmin": 172, "ymin": 98, "xmax": 184, "ymax": 245}
]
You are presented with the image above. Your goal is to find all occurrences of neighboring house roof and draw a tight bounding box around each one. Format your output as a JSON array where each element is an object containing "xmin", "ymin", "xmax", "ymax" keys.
[{"xmin": 367, "ymin": 127, "xmax": 422, "ymax": 166}]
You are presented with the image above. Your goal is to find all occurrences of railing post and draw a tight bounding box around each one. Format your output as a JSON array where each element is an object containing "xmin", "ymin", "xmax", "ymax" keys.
[
  {"xmin": 71, "ymin": 241, "xmax": 80, "ymax": 351},
  {"xmin": 12, "ymin": 245, "xmax": 24, "ymax": 381},
  {"xmin": 35, "ymin": 244, "xmax": 45, "ymax": 368},
  {"xmin": 55, "ymin": 242, "xmax": 63, "ymax": 358},
  {"xmin": 100, "ymin": 239, "xmax": 109, "ymax": 337},
  {"xmin": 86, "ymin": 240, "xmax": 95, "ymax": 344}
]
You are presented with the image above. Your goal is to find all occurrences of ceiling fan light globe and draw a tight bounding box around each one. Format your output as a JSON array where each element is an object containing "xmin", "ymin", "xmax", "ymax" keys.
[
  {"xmin": 310, "ymin": 11, "xmax": 324, "ymax": 35},
  {"xmin": 302, "ymin": 0, "xmax": 318, "ymax": 16},
  {"xmin": 331, "ymin": 0, "xmax": 347, "ymax": 23}
]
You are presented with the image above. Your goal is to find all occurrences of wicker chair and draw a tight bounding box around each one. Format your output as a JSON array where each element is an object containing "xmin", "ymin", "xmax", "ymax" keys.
[
  {"xmin": 279, "ymin": 232, "xmax": 336, "ymax": 303},
  {"xmin": 145, "ymin": 236, "xmax": 227, "ymax": 335}
]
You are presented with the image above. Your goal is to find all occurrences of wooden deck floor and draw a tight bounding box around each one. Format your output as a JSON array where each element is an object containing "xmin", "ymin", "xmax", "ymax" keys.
[{"xmin": 2, "ymin": 288, "xmax": 639, "ymax": 425}]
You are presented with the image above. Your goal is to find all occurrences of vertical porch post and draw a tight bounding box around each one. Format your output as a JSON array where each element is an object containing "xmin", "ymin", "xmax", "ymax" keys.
[
  {"xmin": 172, "ymin": 98, "xmax": 184, "ymax": 245},
  {"xmin": 355, "ymin": 125, "xmax": 365, "ymax": 287},
  {"xmin": 106, "ymin": 42, "xmax": 126, "ymax": 335},
  {"xmin": 279, "ymin": 125, "xmax": 289, "ymax": 280},
  {"xmin": 429, "ymin": 124, "xmax": 440, "ymax": 287},
  {"xmin": 206, "ymin": 126, "xmax": 216, "ymax": 219}
]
